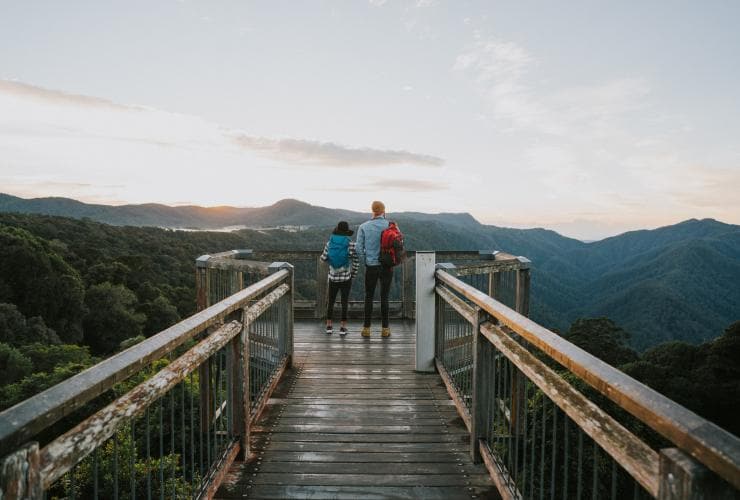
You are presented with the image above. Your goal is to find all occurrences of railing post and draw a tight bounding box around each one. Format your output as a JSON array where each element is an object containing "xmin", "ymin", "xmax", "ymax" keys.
[
  {"xmin": 415, "ymin": 252, "xmax": 436, "ymax": 372},
  {"xmin": 195, "ymin": 254, "xmax": 211, "ymax": 311},
  {"xmin": 239, "ymin": 314, "xmax": 251, "ymax": 460},
  {"xmin": 315, "ymin": 256, "xmax": 328, "ymax": 320},
  {"xmin": 515, "ymin": 257, "xmax": 531, "ymax": 316},
  {"xmin": 434, "ymin": 263, "xmax": 456, "ymax": 361},
  {"xmin": 658, "ymin": 448, "xmax": 737, "ymax": 499},
  {"xmin": 470, "ymin": 308, "xmax": 489, "ymax": 463},
  {"xmin": 0, "ymin": 443, "xmax": 42, "ymax": 500},
  {"xmin": 402, "ymin": 254, "xmax": 415, "ymax": 320},
  {"xmin": 269, "ymin": 262, "xmax": 294, "ymax": 368},
  {"xmin": 227, "ymin": 310, "xmax": 245, "ymax": 459}
]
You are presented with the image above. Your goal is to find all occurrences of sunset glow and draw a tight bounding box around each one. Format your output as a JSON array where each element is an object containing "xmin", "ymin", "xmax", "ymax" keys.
[{"xmin": 1, "ymin": 2, "xmax": 738, "ymax": 239}]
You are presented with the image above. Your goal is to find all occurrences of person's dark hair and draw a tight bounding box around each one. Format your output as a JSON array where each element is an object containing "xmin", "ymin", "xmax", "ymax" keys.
[{"xmin": 332, "ymin": 221, "xmax": 353, "ymax": 236}]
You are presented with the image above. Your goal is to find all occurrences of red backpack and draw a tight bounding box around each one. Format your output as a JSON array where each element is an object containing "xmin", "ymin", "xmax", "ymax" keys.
[{"xmin": 380, "ymin": 221, "xmax": 405, "ymax": 268}]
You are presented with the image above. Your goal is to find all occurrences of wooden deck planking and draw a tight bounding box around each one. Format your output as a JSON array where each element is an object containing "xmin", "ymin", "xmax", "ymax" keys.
[{"xmin": 216, "ymin": 320, "xmax": 500, "ymax": 499}]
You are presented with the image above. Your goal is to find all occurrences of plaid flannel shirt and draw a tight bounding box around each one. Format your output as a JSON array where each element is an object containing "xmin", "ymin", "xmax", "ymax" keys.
[{"xmin": 320, "ymin": 240, "xmax": 359, "ymax": 282}]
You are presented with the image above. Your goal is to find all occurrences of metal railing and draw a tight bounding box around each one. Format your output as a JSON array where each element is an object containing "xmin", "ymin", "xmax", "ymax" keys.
[
  {"xmin": 195, "ymin": 249, "xmax": 527, "ymax": 320},
  {"xmin": 0, "ymin": 263, "xmax": 294, "ymax": 499},
  {"xmin": 433, "ymin": 266, "xmax": 740, "ymax": 499}
]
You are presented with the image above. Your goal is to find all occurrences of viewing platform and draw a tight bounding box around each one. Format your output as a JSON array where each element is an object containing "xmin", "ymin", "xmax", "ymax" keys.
[
  {"xmin": 215, "ymin": 320, "xmax": 499, "ymax": 499},
  {"xmin": 1, "ymin": 250, "xmax": 738, "ymax": 499}
]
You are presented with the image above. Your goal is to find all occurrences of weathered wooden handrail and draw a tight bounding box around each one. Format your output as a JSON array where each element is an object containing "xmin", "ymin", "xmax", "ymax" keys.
[
  {"xmin": 0, "ymin": 265, "xmax": 293, "ymax": 499},
  {"xmin": 39, "ymin": 284, "xmax": 289, "ymax": 489},
  {"xmin": 434, "ymin": 268, "xmax": 740, "ymax": 495},
  {"xmin": 0, "ymin": 269, "xmax": 289, "ymax": 456}
]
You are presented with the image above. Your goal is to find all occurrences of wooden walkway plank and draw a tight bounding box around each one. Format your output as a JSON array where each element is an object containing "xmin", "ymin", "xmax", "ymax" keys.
[{"xmin": 215, "ymin": 320, "xmax": 499, "ymax": 500}]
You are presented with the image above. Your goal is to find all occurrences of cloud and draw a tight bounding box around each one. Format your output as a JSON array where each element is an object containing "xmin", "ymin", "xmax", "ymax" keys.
[
  {"xmin": 453, "ymin": 38, "xmax": 650, "ymax": 136},
  {"xmin": 230, "ymin": 134, "xmax": 445, "ymax": 167},
  {"xmin": 0, "ymin": 79, "xmax": 140, "ymax": 112},
  {"xmin": 337, "ymin": 179, "xmax": 448, "ymax": 192},
  {"xmin": 1, "ymin": 79, "xmax": 444, "ymax": 169}
]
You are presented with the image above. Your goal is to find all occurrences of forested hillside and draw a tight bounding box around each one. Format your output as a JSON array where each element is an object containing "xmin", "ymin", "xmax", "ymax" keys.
[
  {"xmin": 0, "ymin": 212, "xmax": 738, "ymax": 439},
  {"xmin": 1, "ymin": 208, "xmax": 738, "ymax": 349}
]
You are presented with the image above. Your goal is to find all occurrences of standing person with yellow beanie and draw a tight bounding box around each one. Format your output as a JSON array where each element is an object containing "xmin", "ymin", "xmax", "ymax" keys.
[{"xmin": 356, "ymin": 201, "xmax": 392, "ymax": 337}]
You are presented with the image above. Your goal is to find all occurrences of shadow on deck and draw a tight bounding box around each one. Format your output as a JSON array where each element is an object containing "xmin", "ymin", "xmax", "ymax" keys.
[{"xmin": 215, "ymin": 320, "xmax": 500, "ymax": 499}]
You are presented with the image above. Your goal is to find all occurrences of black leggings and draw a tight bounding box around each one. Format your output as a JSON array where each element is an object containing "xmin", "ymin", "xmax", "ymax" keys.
[
  {"xmin": 364, "ymin": 265, "xmax": 393, "ymax": 328},
  {"xmin": 327, "ymin": 280, "xmax": 352, "ymax": 321}
]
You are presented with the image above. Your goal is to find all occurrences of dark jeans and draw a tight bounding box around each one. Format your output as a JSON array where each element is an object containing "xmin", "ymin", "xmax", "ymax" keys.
[
  {"xmin": 327, "ymin": 280, "xmax": 352, "ymax": 322},
  {"xmin": 364, "ymin": 265, "xmax": 393, "ymax": 327}
]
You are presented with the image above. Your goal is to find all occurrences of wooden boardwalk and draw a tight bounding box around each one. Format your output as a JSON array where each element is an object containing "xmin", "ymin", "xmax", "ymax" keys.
[{"xmin": 216, "ymin": 320, "xmax": 499, "ymax": 499}]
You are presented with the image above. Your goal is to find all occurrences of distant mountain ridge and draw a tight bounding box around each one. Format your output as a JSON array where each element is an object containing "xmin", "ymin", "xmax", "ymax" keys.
[
  {"xmin": 1, "ymin": 193, "xmax": 738, "ymax": 350},
  {"xmin": 0, "ymin": 193, "xmax": 478, "ymax": 229}
]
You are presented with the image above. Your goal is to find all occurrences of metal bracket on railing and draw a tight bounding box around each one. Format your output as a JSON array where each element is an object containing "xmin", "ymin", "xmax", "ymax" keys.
[
  {"xmin": 435, "ymin": 262, "xmax": 456, "ymax": 272},
  {"xmin": 233, "ymin": 249, "xmax": 253, "ymax": 259},
  {"xmin": 477, "ymin": 308, "xmax": 497, "ymax": 328},
  {"xmin": 478, "ymin": 250, "xmax": 500, "ymax": 260},
  {"xmin": 267, "ymin": 261, "xmax": 292, "ymax": 272}
]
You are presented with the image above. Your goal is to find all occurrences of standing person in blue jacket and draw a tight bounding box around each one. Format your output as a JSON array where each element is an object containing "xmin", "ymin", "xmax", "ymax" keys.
[
  {"xmin": 356, "ymin": 201, "xmax": 392, "ymax": 338},
  {"xmin": 320, "ymin": 221, "xmax": 359, "ymax": 336}
]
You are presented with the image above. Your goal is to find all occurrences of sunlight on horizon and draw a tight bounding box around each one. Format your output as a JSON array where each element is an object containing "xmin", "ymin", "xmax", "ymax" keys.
[{"xmin": 1, "ymin": 1, "xmax": 739, "ymax": 240}]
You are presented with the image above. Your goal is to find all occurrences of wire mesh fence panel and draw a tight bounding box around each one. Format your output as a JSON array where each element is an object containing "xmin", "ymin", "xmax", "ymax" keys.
[
  {"xmin": 476, "ymin": 343, "xmax": 655, "ymax": 500},
  {"xmin": 432, "ymin": 267, "xmax": 739, "ymax": 500}
]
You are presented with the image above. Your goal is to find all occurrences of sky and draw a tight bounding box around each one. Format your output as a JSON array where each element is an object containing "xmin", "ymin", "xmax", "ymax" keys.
[{"xmin": 1, "ymin": 1, "xmax": 739, "ymax": 240}]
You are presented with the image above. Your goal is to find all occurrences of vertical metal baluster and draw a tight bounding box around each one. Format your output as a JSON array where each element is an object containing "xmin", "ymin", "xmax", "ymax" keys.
[
  {"xmin": 221, "ymin": 349, "xmax": 226, "ymax": 453},
  {"xmin": 487, "ymin": 341, "xmax": 494, "ymax": 446},
  {"xmin": 222, "ymin": 349, "xmax": 228, "ymax": 451},
  {"xmin": 213, "ymin": 356, "xmax": 219, "ymax": 464},
  {"xmin": 633, "ymin": 482, "xmax": 640, "ymax": 500},
  {"xmin": 491, "ymin": 346, "xmax": 499, "ymax": 453},
  {"xmin": 171, "ymin": 387, "xmax": 176, "ymax": 500},
  {"xmin": 160, "ymin": 397, "xmax": 164, "ymax": 500},
  {"xmin": 190, "ymin": 372, "xmax": 195, "ymax": 498},
  {"xmin": 181, "ymin": 381, "xmax": 186, "ymax": 491},
  {"xmin": 529, "ymin": 385, "xmax": 536, "ymax": 500},
  {"xmin": 611, "ymin": 458, "xmax": 617, "ymax": 500},
  {"xmin": 248, "ymin": 329, "xmax": 253, "ymax": 415},
  {"xmin": 592, "ymin": 441, "xmax": 599, "ymax": 500},
  {"xmin": 206, "ymin": 360, "xmax": 211, "ymax": 477},
  {"xmin": 70, "ymin": 464, "xmax": 76, "ymax": 500},
  {"xmin": 513, "ymin": 366, "xmax": 520, "ymax": 489},
  {"xmin": 131, "ymin": 419, "xmax": 136, "ymax": 500},
  {"xmin": 551, "ymin": 405, "xmax": 558, "ymax": 500},
  {"xmin": 199, "ymin": 366, "xmax": 204, "ymax": 489},
  {"xmin": 564, "ymin": 416, "xmax": 569, "ymax": 500},
  {"xmin": 217, "ymin": 352, "xmax": 222, "ymax": 457},
  {"xmin": 540, "ymin": 398, "xmax": 546, "ymax": 500},
  {"xmin": 114, "ymin": 432, "xmax": 119, "ymax": 500},
  {"xmin": 506, "ymin": 358, "xmax": 513, "ymax": 475},
  {"xmin": 577, "ymin": 431, "xmax": 584, "ymax": 500},
  {"xmin": 468, "ymin": 318, "xmax": 473, "ymax": 412},
  {"xmin": 93, "ymin": 447, "xmax": 99, "ymax": 499},
  {"xmin": 146, "ymin": 406, "xmax": 151, "ymax": 500},
  {"xmin": 263, "ymin": 316, "xmax": 268, "ymax": 392},
  {"xmin": 218, "ymin": 349, "xmax": 223, "ymax": 459},
  {"xmin": 463, "ymin": 314, "xmax": 468, "ymax": 411},
  {"xmin": 520, "ymin": 379, "xmax": 528, "ymax": 496}
]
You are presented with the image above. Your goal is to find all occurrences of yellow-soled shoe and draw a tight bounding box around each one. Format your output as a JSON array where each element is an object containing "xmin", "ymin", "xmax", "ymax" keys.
[
  {"xmin": 361, "ymin": 327, "xmax": 371, "ymax": 337},
  {"xmin": 381, "ymin": 327, "xmax": 391, "ymax": 338}
]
